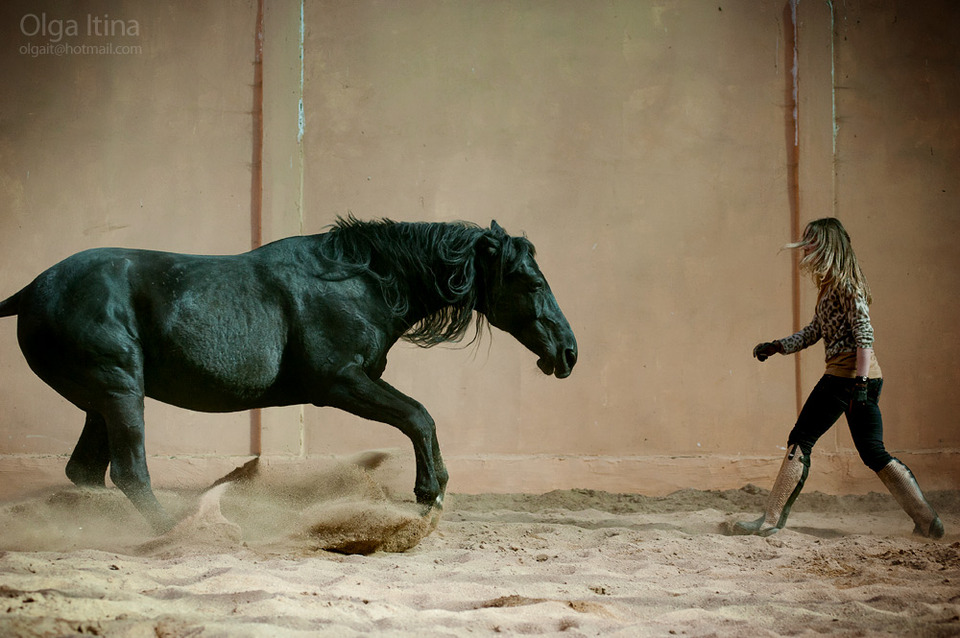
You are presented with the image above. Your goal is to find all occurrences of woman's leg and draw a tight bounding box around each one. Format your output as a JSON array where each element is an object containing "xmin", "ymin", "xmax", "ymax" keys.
[
  {"xmin": 877, "ymin": 459, "xmax": 944, "ymax": 538},
  {"xmin": 732, "ymin": 444, "xmax": 809, "ymax": 535},
  {"xmin": 845, "ymin": 378, "xmax": 892, "ymax": 471},
  {"xmin": 788, "ymin": 375, "xmax": 849, "ymax": 457},
  {"xmin": 733, "ymin": 376, "xmax": 846, "ymax": 535},
  {"xmin": 849, "ymin": 379, "xmax": 944, "ymax": 539}
]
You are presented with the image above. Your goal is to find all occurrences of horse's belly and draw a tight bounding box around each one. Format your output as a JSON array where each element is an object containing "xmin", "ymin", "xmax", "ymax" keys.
[
  {"xmin": 143, "ymin": 351, "xmax": 285, "ymax": 412},
  {"xmin": 143, "ymin": 327, "xmax": 289, "ymax": 412},
  {"xmin": 145, "ymin": 380, "xmax": 275, "ymax": 412}
]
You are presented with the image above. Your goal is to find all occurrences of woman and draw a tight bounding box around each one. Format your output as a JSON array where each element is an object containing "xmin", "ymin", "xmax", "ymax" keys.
[{"xmin": 735, "ymin": 217, "xmax": 943, "ymax": 538}]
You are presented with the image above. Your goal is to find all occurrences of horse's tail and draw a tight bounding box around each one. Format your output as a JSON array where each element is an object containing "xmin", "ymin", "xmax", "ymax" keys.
[{"xmin": 0, "ymin": 289, "xmax": 23, "ymax": 318}]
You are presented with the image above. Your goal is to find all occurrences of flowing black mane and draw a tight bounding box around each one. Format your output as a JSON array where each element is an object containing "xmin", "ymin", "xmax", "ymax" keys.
[{"xmin": 318, "ymin": 216, "xmax": 535, "ymax": 347}]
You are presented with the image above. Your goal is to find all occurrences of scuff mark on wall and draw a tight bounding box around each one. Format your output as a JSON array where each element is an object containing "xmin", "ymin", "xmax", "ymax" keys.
[{"xmin": 297, "ymin": 0, "xmax": 305, "ymax": 146}]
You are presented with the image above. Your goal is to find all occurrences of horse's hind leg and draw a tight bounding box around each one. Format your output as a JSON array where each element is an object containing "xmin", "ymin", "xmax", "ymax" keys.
[
  {"xmin": 65, "ymin": 412, "xmax": 111, "ymax": 487},
  {"xmin": 101, "ymin": 396, "xmax": 173, "ymax": 533}
]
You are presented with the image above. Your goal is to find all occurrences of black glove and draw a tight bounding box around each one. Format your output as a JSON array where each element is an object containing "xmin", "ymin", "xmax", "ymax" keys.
[
  {"xmin": 851, "ymin": 376, "xmax": 869, "ymax": 406},
  {"xmin": 753, "ymin": 341, "xmax": 782, "ymax": 362}
]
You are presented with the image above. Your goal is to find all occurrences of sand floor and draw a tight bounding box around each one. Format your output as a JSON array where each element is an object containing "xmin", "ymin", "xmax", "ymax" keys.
[{"xmin": 0, "ymin": 455, "xmax": 958, "ymax": 637}]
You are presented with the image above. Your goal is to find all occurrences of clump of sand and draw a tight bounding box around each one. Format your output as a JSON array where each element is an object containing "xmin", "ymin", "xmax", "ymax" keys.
[
  {"xmin": 213, "ymin": 453, "xmax": 439, "ymax": 556},
  {"xmin": 0, "ymin": 452, "xmax": 439, "ymax": 557}
]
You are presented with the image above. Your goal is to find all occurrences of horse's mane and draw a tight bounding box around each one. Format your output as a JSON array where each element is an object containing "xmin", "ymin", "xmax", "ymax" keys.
[{"xmin": 318, "ymin": 216, "xmax": 534, "ymax": 347}]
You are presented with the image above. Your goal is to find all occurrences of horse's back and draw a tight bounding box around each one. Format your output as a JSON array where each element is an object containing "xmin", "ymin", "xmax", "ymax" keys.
[
  {"xmin": 16, "ymin": 246, "xmax": 296, "ymax": 411},
  {"xmin": 20, "ymin": 246, "xmax": 252, "ymax": 328}
]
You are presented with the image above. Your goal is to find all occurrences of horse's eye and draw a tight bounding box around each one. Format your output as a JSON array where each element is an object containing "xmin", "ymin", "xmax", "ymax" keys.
[{"xmin": 528, "ymin": 280, "xmax": 544, "ymax": 292}]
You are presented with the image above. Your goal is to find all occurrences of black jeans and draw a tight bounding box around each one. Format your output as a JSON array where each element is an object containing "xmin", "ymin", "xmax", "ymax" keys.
[{"xmin": 787, "ymin": 374, "xmax": 892, "ymax": 472}]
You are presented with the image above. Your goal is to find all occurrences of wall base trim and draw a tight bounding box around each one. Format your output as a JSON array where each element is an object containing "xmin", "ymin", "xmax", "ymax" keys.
[{"xmin": 1, "ymin": 451, "xmax": 956, "ymax": 502}]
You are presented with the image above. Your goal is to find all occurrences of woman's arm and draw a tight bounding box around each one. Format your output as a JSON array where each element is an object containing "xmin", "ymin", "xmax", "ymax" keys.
[
  {"xmin": 778, "ymin": 317, "xmax": 822, "ymax": 355},
  {"xmin": 849, "ymin": 289, "xmax": 875, "ymax": 399},
  {"xmin": 856, "ymin": 347, "xmax": 872, "ymax": 378}
]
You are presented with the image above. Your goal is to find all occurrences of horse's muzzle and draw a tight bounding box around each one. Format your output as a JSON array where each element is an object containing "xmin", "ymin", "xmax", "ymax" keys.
[
  {"xmin": 538, "ymin": 344, "xmax": 577, "ymax": 379},
  {"xmin": 556, "ymin": 345, "xmax": 578, "ymax": 378}
]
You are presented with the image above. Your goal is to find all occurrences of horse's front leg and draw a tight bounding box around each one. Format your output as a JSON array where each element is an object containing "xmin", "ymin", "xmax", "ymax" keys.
[
  {"xmin": 326, "ymin": 366, "xmax": 445, "ymax": 509},
  {"xmin": 375, "ymin": 378, "xmax": 448, "ymax": 502}
]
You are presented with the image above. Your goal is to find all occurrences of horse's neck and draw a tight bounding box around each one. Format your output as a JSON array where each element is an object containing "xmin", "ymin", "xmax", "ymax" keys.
[
  {"xmin": 404, "ymin": 248, "xmax": 462, "ymax": 315},
  {"xmin": 392, "ymin": 225, "xmax": 481, "ymax": 340}
]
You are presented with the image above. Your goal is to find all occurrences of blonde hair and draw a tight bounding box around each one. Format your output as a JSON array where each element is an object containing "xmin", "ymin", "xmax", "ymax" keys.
[{"xmin": 786, "ymin": 217, "xmax": 872, "ymax": 304}]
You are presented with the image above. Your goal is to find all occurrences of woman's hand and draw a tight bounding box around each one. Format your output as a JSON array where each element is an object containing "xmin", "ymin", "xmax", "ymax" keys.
[{"xmin": 849, "ymin": 347, "xmax": 873, "ymax": 410}]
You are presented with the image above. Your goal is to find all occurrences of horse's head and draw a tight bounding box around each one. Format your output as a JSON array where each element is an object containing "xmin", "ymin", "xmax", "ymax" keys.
[{"xmin": 476, "ymin": 221, "xmax": 578, "ymax": 379}]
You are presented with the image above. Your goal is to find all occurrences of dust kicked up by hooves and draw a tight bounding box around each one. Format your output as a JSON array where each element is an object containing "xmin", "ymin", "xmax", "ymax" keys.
[{"xmin": 0, "ymin": 452, "xmax": 439, "ymax": 557}]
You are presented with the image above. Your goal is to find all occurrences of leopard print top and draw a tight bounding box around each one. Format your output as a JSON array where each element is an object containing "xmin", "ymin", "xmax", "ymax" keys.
[{"xmin": 777, "ymin": 284, "xmax": 874, "ymax": 361}]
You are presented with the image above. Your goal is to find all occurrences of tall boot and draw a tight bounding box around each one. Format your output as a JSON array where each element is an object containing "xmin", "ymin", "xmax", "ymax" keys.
[
  {"xmin": 877, "ymin": 458, "xmax": 944, "ymax": 539},
  {"xmin": 733, "ymin": 444, "xmax": 810, "ymax": 536}
]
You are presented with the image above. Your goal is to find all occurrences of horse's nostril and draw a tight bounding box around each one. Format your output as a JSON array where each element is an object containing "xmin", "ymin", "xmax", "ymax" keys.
[{"xmin": 564, "ymin": 348, "xmax": 578, "ymax": 369}]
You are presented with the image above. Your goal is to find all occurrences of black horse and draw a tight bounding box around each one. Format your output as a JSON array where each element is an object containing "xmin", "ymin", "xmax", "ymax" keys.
[{"xmin": 0, "ymin": 218, "xmax": 577, "ymax": 532}]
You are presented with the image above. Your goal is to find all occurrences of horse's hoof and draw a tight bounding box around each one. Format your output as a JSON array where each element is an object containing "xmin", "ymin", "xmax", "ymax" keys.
[{"xmin": 416, "ymin": 494, "xmax": 443, "ymax": 517}]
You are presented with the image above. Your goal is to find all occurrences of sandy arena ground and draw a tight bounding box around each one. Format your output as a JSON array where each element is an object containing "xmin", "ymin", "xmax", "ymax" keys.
[{"xmin": 0, "ymin": 454, "xmax": 958, "ymax": 637}]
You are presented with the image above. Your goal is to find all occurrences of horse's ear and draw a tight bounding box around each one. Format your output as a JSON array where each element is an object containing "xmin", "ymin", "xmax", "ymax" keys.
[
  {"xmin": 490, "ymin": 220, "xmax": 505, "ymax": 235},
  {"xmin": 479, "ymin": 227, "xmax": 502, "ymax": 259}
]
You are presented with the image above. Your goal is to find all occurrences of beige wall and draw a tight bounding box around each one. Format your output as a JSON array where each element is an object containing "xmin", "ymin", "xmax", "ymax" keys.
[
  {"xmin": 1, "ymin": 0, "xmax": 958, "ymax": 499},
  {"xmin": 0, "ymin": 0, "xmax": 257, "ymax": 462}
]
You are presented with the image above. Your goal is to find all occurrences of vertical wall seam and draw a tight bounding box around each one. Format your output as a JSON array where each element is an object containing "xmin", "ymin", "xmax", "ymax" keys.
[
  {"xmin": 787, "ymin": 0, "xmax": 804, "ymax": 416},
  {"xmin": 251, "ymin": 0, "xmax": 265, "ymax": 251},
  {"xmin": 249, "ymin": 0, "xmax": 265, "ymax": 457},
  {"xmin": 297, "ymin": 0, "xmax": 305, "ymax": 237},
  {"xmin": 297, "ymin": 0, "xmax": 306, "ymax": 456},
  {"xmin": 828, "ymin": 0, "xmax": 839, "ymax": 218}
]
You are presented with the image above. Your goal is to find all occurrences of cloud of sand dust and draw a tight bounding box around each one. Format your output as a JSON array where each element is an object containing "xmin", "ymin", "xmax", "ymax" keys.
[
  {"xmin": 0, "ymin": 452, "xmax": 439, "ymax": 557},
  {"xmin": 0, "ymin": 485, "xmax": 159, "ymax": 552}
]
